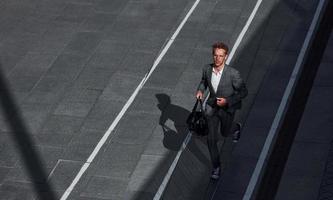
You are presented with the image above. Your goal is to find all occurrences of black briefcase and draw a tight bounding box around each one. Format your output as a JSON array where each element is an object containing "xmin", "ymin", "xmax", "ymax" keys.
[{"xmin": 186, "ymin": 99, "xmax": 208, "ymax": 136}]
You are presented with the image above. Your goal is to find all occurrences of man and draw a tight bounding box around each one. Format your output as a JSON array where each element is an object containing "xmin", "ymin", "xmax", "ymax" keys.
[{"xmin": 196, "ymin": 42, "xmax": 247, "ymax": 179}]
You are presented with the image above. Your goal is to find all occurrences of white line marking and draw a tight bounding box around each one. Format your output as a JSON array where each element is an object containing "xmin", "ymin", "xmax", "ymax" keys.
[
  {"xmin": 154, "ymin": 0, "xmax": 266, "ymax": 199},
  {"xmin": 242, "ymin": 0, "xmax": 327, "ymax": 199},
  {"xmin": 60, "ymin": 0, "xmax": 201, "ymax": 199},
  {"xmin": 153, "ymin": 133, "xmax": 192, "ymax": 200},
  {"xmin": 226, "ymin": 0, "xmax": 264, "ymax": 65}
]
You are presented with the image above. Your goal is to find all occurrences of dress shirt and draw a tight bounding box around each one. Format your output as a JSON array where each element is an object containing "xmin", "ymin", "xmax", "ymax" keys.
[{"xmin": 211, "ymin": 66, "xmax": 224, "ymax": 93}]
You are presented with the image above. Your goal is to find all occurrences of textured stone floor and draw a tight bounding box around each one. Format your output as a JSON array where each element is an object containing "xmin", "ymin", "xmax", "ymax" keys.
[{"xmin": 0, "ymin": 0, "xmax": 331, "ymax": 200}]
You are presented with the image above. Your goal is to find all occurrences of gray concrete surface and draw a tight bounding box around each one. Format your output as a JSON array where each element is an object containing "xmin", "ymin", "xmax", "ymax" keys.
[
  {"xmin": 162, "ymin": 0, "xmax": 322, "ymax": 199},
  {"xmin": 275, "ymin": 26, "xmax": 333, "ymax": 200},
  {"xmin": 0, "ymin": 0, "xmax": 330, "ymax": 200}
]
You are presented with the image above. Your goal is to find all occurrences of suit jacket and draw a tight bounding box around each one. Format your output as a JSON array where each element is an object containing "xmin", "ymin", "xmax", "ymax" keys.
[{"xmin": 197, "ymin": 64, "xmax": 248, "ymax": 114}]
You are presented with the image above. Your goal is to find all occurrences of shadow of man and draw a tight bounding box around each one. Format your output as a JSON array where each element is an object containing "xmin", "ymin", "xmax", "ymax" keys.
[
  {"xmin": 155, "ymin": 93, "xmax": 216, "ymax": 200},
  {"xmin": 156, "ymin": 93, "xmax": 188, "ymax": 151},
  {"xmin": 155, "ymin": 93, "xmax": 209, "ymax": 164}
]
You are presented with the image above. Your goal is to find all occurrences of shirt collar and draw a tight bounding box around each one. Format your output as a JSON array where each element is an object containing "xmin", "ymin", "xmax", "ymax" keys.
[{"xmin": 212, "ymin": 66, "xmax": 224, "ymax": 75}]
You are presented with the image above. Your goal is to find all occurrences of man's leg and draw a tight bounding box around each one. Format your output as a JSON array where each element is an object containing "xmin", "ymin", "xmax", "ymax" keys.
[
  {"xmin": 207, "ymin": 115, "xmax": 222, "ymax": 179},
  {"xmin": 218, "ymin": 110, "xmax": 235, "ymax": 137},
  {"xmin": 232, "ymin": 122, "xmax": 242, "ymax": 142},
  {"xmin": 207, "ymin": 115, "xmax": 220, "ymax": 168},
  {"xmin": 231, "ymin": 111, "xmax": 244, "ymax": 142}
]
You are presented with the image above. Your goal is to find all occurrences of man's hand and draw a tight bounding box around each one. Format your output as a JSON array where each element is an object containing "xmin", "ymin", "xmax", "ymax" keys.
[
  {"xmin": 196, "ymin": 91, "xmax": 203, "ymax": 100},
  {"xmin": 216, "ymin": 97, "xmax": 227, "ymax": 107}
]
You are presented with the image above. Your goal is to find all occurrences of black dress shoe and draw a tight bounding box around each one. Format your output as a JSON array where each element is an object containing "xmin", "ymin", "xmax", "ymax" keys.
[
  {"xmin": 211, "ymin": 167, "xmax": 221, "ymax": 180},
  {"xmin": 233, "ymin": 122, "xmax": 242, "ymax": 143}
]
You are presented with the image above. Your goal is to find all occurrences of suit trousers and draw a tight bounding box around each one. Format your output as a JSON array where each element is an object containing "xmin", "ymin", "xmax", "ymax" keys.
[{"xmin": 205, "ymin": 105, "xmax": 235, "ymax": 168}]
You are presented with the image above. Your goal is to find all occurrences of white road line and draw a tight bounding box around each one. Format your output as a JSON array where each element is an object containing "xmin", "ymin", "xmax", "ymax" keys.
[
  {"xmin": 242, "ymin": 0, "xmax": 327, "ymax": 199},
  {"xmin": 154, "ymin": 0, "xmax": 265, "ymax": 199},
  {"xmin": 226, "ymin": 0, "xmax": 264, "ymax": 64},
  {"xmin": 153, "ymin": 132, "xmax": 192, "ymax": 200},
  {"xmin": 60, "ymin": 0, "xmax": 201, "ymax": 199}
]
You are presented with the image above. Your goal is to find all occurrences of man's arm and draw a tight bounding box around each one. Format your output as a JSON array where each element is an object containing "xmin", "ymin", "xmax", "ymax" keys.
[
  {"xmin": 226, "ymin": 70, "xmax": 248, "ymax": 107},
  {"xmin": 196, "ymin": 67, "xmax": 207, "ymax": 99}
]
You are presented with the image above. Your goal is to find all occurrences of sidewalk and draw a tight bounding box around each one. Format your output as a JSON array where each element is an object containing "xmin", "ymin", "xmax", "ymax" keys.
[
  {"xmin": 160, "ymin": 0, "xmax": 322, "ymax": 199},
  {"xmin": 275, "ymin": 23, "xmax": 333, "ymax": 200},
  {"xmin": 0, "ymin": 0, "xmax": 328, "ymax": 199}
]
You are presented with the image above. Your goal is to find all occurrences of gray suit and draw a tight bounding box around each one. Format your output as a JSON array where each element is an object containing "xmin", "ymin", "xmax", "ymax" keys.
[
  {"xmin": 197, "ymin": 64, "xmax": 247, "ymax": 114},
  {"xmin": 197, "ymin": 64, "xmax": 247, "ymax": 168}
]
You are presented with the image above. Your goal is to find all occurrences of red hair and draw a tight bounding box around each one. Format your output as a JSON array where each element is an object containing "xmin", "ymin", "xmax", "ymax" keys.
[{"xmin": 212, "ymin": 42, "xmax": 229, "ymax": 54}]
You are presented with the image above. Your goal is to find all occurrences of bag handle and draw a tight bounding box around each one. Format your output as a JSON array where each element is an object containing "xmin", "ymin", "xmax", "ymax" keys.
[{"xmin": 192, "ymin": 99, "xmax": 204, "ymax": 112}]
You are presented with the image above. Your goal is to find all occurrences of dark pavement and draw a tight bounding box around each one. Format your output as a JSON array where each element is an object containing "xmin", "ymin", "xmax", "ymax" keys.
[{"xmin": 0, "ymin": 0, "xmax": 331, "ymax": 200}]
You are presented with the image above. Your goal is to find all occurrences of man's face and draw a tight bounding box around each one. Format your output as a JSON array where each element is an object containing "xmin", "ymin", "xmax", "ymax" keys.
[{"xmin": 213, "ymin": 48, "xmax": 228, "ymax": 68}]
